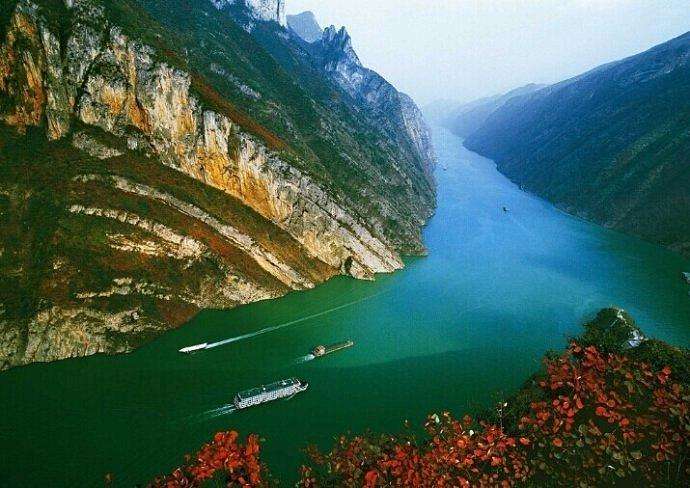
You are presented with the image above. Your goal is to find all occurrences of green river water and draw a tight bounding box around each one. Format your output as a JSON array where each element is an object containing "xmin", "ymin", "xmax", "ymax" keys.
[{"xmin": 2, "ymin": 127, "xmax": 690, "ymax": 486}]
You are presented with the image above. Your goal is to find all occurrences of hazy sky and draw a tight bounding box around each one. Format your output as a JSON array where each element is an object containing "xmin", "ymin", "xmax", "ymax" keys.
[{"xmin": 287, "ymin": 0, "xmax": 690, "ymax": 105}]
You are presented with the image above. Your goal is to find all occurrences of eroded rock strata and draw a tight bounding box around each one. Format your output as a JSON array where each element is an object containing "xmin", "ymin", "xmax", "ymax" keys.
[{"xmin": 0, "ymin": 0, "xmax": 436, "ymax": 369}]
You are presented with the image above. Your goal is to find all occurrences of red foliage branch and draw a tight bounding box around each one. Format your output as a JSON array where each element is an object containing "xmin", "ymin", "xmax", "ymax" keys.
[
  {"xmin": 299, "ymin": 414, "xmax": 528, "ymax": 488},
  {"xmin": 148, "ymin": 431, "xmax": 267, "ymax": 487},
  {"xmin": 519, "ymin": 343, "xmax": 689, "ymax": 486}
]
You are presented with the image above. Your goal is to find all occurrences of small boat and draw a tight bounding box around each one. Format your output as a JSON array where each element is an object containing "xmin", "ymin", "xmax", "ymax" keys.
[
  {"xmin": 233, "ymin": 378, "xmax": 308, "ymax": 409},
  {"xmin": 179, "ymin": 343, "xmax": 208, "ymax": 353},
  {"xmin": 311, "ymin": 340, "xmax": 354, "ymax": 358},
  {"xmin": 682, "ymin": 272, "xmax": 690, "ymax": 285},
  {"xmin": 502, "ymin": 206, "xmax": 509, "ymax": 212}
]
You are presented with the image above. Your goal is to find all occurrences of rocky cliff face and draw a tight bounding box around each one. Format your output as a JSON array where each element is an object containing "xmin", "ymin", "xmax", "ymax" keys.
[
  {"xmin": 0, "ymin": 0, "xmax": 435, "ymax": 370},
  {"xmin": 300, "ymin": 22, "xmax": 436, "ymax": 180},
  {"xmin": 212, "ymin": 0, "xmax": 286, "ymax": 25},
  {"xmin": 398, "ymin": 93, "xmax": 436, "ymax": 179}
]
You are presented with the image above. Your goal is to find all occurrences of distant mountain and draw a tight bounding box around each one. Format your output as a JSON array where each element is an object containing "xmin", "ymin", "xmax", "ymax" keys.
[
  {"xmin": 465, "ymin": 32, "xmax": 690, "ymax": 257},
  {"xmin": 0, "ymin": 0, "xmax": 435, "ymax": 369},
  {"xmin": 286, "ymin": 10, "xmax": 322, "ymax": 43},
  {"xmin": 431, "ymin": 84, "xmax": 545, "ymax": 138}
]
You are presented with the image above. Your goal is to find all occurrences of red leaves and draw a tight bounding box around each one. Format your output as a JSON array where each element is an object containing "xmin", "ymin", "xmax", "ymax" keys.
[
  {"xmin": 296, "ymin": 342, "xmax": 688, "ymax": 487},
  {"xmin": 655, "ymin": 365, "xmax": 673, "ymax": 386},
  {"xmin": 516, "ymin": 343, "xmax": 689, "ymax": 486},
  {"xmin": 148, "ymin": 431, "xmax": 267, "ymax": 487},
  {"xmin": 300, "ymin": 416, "xmax": 530, "ymax": 487},
  {"xmin": 364, "ymin": 469, "xmax": 379, "ymax": 487}
]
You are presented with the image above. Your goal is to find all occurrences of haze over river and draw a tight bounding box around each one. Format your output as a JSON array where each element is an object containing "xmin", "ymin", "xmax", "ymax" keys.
[{"xmin": 2, "ymin": 127, "xmax": 690, "ymax": 486}]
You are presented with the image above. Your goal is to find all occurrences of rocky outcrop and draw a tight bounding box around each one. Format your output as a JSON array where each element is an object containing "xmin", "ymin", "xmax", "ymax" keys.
[
  {"xmin": 1, "ymin": 0, "xmax": 402, "ymax": 279},
  {"xmin": 212, "ymin": 0, "xmax": 286, "ymax": 25},
  {"xmin": 0, "ymin": 0, "xmax": 434, "ymax": 370},
  {"xmin": 0, "ymin": 306, "xmax": 166, "ymax": 369},
  {"xmin": 313, "ymin": 24, "xmax": 436, "ymax": 178},
  {"xmin": 582, "ymin": 308, "xmax": 647, "ymax": 351}
]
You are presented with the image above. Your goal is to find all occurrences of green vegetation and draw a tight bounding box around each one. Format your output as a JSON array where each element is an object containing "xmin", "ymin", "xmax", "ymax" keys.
[
  {"xmin": 0, "ymin": 118, "xmax": 329, "ymax": 368},
  {"xmin": 0, "ymin": 0, "xmax": 437, "ymax": 369}
]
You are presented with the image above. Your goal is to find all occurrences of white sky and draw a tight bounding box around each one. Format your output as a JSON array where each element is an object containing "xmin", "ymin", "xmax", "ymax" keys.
[{"xmin": 286, "ymin": 0, "xmax": 690, "ymax": 105}]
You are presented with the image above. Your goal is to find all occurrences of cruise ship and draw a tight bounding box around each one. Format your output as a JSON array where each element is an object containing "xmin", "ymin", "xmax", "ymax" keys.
[{"xmin": 233, "ymin": 378, "xmax": 308, "ymax": 409}]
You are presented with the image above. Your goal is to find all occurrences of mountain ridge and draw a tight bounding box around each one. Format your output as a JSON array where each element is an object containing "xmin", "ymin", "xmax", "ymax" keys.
[{"xmin": 464, "ymin": 32, "xmax": 690, "ymax": 257}]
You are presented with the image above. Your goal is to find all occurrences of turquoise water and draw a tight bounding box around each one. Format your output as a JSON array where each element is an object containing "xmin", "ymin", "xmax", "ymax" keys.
[{"xmin": 2, "ymin": 127, "xmax": 689, "ymax": 486}]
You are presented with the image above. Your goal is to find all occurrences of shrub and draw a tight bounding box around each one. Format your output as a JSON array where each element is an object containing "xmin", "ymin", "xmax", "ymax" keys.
[{"xmin": 148, "ymin": 431, "xmax": 268, "ymax": 487}]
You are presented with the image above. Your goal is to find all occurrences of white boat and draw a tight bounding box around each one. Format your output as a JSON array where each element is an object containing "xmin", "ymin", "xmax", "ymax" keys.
[
  {"xmin": 179, "ymin": 343, "xmax": 208, "ymax": 353},
  {"xmin": 234, "ymin": 378, "xmax": 308, "ymax": 409}
]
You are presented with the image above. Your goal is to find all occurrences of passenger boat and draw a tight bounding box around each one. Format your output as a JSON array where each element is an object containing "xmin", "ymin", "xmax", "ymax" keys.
[{"xmin": 233, "ymin": 378, "xmax": 308, "ymax": 409}]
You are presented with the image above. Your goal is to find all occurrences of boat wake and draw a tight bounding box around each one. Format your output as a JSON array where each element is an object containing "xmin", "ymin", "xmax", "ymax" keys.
[
  {"xmin": 182, "ymin": 292, "xmax": 383, "ymax": 353},
  {"xmin": 187, "ymin": 404, "xmax": 237, "ymax": 423},
  {"xmin": 295, "ymin": 354, "xmax": 316, "ymax": 364}
]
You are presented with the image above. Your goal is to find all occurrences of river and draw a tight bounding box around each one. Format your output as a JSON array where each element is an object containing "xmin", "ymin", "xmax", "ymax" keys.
[{"xmin": 2, "ymin": 127, "xmax": 689, "ymax": 486}]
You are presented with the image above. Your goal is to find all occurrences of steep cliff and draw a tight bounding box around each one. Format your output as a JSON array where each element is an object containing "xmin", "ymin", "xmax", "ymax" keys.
[
  {"xmin": 212, "ymin": 0, "xmax": 286, "ymax": 25},
  {"xmin": 0, "ymin": 0, "xmax": 435, "ymax": 369},
  {"xmin": 290, "ymin": 21, "xmax": 436, "ymax": 183},
  {"xmin": 465, "ymin": 32, "xmax": 690, "ymax": 257}
]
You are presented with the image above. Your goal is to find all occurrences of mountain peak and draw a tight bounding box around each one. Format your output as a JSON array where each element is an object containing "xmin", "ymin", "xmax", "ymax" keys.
[
  {"xmin": 212, "ymin": 0, "xmax": 286, "ymax": 25},
  {"xmin": 286, "ymin": 11, "xmax": 322, "ymax": 43},
  {"xmin": 322, "ymin": 25, "xmax": 350, "ymax": 47},
  {"xmin": 320, "ymin": 25, "xmax": 360, "ymax": 67}
]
